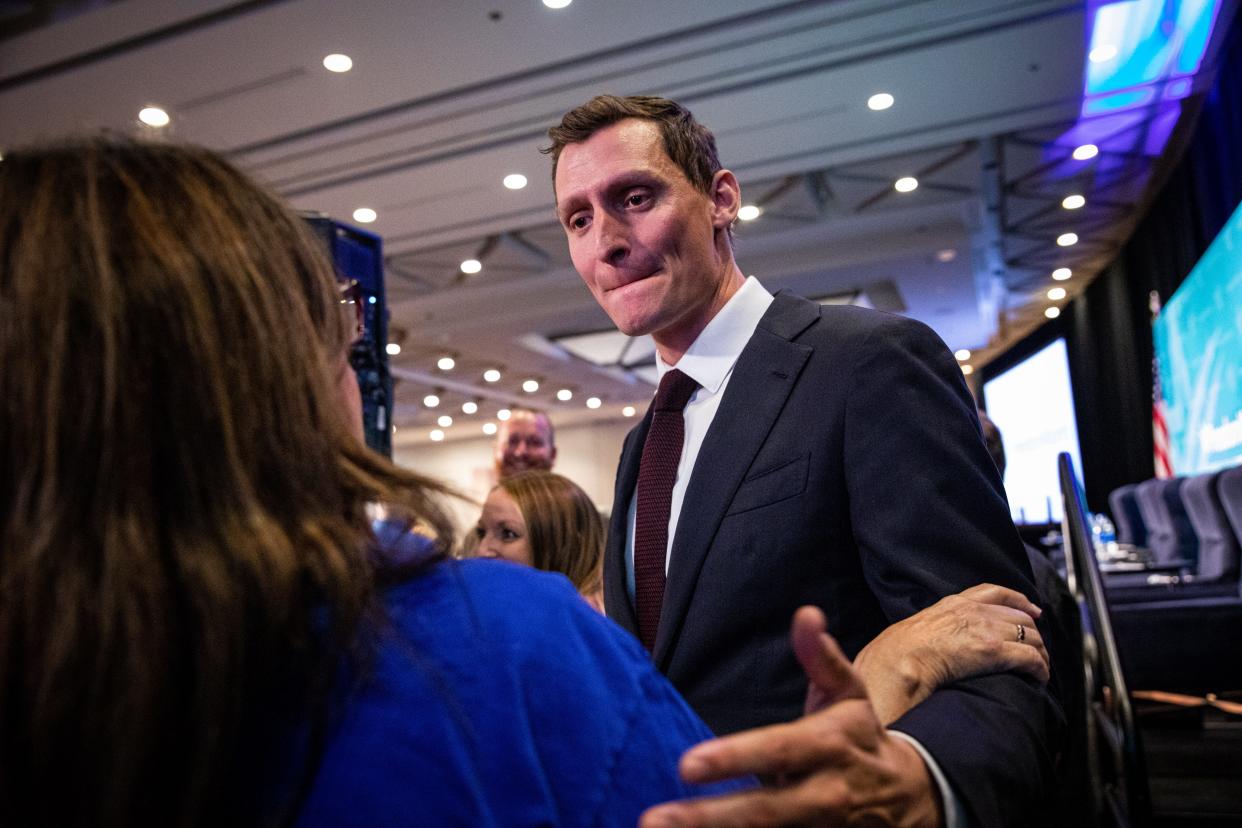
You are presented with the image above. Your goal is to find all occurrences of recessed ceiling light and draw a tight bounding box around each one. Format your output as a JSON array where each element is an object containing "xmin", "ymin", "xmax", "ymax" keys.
[
  {"xmin": 737, "ymin": 204, "xmax": 762, "ymax": 221},
  {"xmin": 961, "ymin": 364, "xmax": 974, "ymax": 375},
  {"xmin": 386, "ymin": 343, "xmax": 401, "ymax": 356},
  {"xmin": 954, "ymin": 349, "xmax": 971, "ymax": 362},
  {"xmin": 936, "ymin": 249, "xmax": 957, "ymax": 263},
  {"xmin": 1089, "ymin": 44, "xmax": 1118, "ymax": 63},
  {"xmin": 556, "ymin": 389, "xmax": 573, "ymax": 401},
  {"xmin": 1047, "ymin": 287, "xmax": 1067, "ymax": 300},
  {"xmin": 522, "ymin": 379, "xmax": 539, "ymax": 393},
  {"xmin": 586, "ymin": 396, "xmax": 602, "ymax": 409},
  {"xmin": 460, "ymin": 259, "xmax": 482, "ymax": 274},
  {"xmin": 1045, "ymin": 306, "xmax": 1061, "ymax": 319},
  {"xmin": 482, "ymin": 422, "xmax": 498, "ymax": 435},
  {"xmin": 437, "ymin": 415, "xmax": 453, "ymax": 428},
  {"xmin": 543, "ymin": 0, "xmax": 572, "ymax": 7},
  {"xmin": 622, "ymin": 405, "xmax": 637, "ymax": 417},
  {"xmin": 1052, "ymin": 267, "xmax": 1072, "ymax": 281},
  {"xmin": 497, "ymin": 408, "xmax": 511, "ymax": 421},
  {"xmin": 352, "ymin": 207, "xmax": 377, "ymax": 223},
  {"xmin": 423, "ymin": 394, "xmax": 440, "ymax": 408},
  {"xmin": 894, "ymin": 176, "xmax": 918, "ymax": 193},
  {"xmin": 437, "ymin": 356, "xmax": 455, "ymax": 371},
  {"xmin": 1057, "ymin": 232, "xmax": 1079, "ymax": 247},
  {"xmin": 483, "ymin": 368, "xmax": 501, "ymax": 383},
  {"xmin": 1072, "ymin": 143, "xmax": 1099, "ymax": 161},
  {"xmin": 429, "ymin": 429, "xmax": 445, "ymax": 442},
  {"xmin": 503, "ymin": 173, "xmax": 528, "ymax": 190},
  {"xmin": 322, "ymin": 53, "xmax": 353, "ymax": 73},
  {"xmin": 462, "ymin": 401, "xmax": 479, "ymax": 414},
  {"xmin": 138, "ymin": 107, "xmax": 170, "ymax": 128},
  {"xmin": 1062, "ymin": 194, "xmax": 1086, "ymax": 210},
  {"xmin": 867, "ymin": 92, "xmax": 895, "ymax": 111}
]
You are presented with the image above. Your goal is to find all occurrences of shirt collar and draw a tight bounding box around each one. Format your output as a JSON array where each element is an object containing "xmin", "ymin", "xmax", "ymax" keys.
[{"xmin": 655, "ymin": 276, "xmax": 774, "ymax": 394}]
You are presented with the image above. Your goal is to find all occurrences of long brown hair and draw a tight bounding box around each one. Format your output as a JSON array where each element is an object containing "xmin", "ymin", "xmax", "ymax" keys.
[
  {"xmin": 0, "ymin": 136, "xmax": 454, "ymax": 826},
  {"xmin": 496, "ymin": 471, "xmax": 604, "ymax": 597}
]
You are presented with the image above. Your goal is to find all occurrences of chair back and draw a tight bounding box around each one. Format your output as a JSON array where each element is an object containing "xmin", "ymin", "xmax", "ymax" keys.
[
  {"xmin": 1135, "ymin": 478, "xmax": 1197, "ymax": 565},
  {"xmin": 1060, "ymin": 453, "xmax": 1151, "ymax": 827},
  {"xmin": 1218, "ymin": 466, "xmax": 1242, "ymax": 550},
  {"xmin": 1108, "ymin": 484, "xmax": 1147, "ymax": 547},
  {"xmin": 1181, "ymin": 473, "xmax": 1239, "ymax": 582}
]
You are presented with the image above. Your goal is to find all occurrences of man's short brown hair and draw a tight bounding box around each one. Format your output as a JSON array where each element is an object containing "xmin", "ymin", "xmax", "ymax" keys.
[{"xmin": 543, "ymin": 95, "xmax": 723, "ymax": 196}]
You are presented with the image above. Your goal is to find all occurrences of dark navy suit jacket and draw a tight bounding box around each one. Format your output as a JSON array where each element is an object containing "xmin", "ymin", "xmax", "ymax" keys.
[{"xmin": 604, "ymin": 292, "xmax": 1063, "ymax": 827}]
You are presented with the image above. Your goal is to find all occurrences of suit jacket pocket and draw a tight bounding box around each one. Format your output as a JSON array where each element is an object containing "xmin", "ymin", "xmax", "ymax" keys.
[{"xmin": 726, "ymin": 453, "xmax": 809, "ymax": 516}]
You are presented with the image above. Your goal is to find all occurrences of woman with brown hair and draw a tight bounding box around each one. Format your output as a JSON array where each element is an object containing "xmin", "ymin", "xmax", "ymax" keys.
[
  {"xmin": 476, "ymin": 471, "xmax": 606, "ymax": 611},
  {"xmin": 0, "ymin": 136, "xmax": 749, "ymax": 827}
]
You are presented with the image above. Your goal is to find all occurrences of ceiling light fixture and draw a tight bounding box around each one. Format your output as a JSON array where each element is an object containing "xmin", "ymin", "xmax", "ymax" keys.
[
  {"xmin": 483, "ymin": 368, "xmax": 501, "ymax": 383},
  {"xmin": 462, "ymin": 401, "xmax": 479, "ymax": 414},
  {"xmin": 1045, "ymin": 306, "xmax": 1061, "ymax": 319},
  {"xmin": 460, "ymin": 259, "xmax": 482, "ymax": 274},
  {"xmin": 556, "ymin": 389, "xmax": 573, "ymax": 401},
  {"xmin": 503, "ymin": 173, "xmax": 528, "ymax": 190},
  {"xmin": 497, "ymin": 408, "xmax": 511, "ymax": 421},
  {"xmin": 423, "ymin": 394, "xmax": 440, "ymax": 408},
  {"xmin": 894, "ymin": 177, "xmax": 919, "ymax": 193},
  {"xmin": 936, "ymin": 249, "xmax": 957, "ymax": 263},
  {"xmin": 522, "ymin": 379, "xmax": 539, "ymax": 393},
  {"xmin": 1072, "ymin": 143, "xmax": 1099, "ymax": 161},
  {"xmin": 429, "ymin": 429, "xmax": 445, "ymax": 442},
  {"xmin": 1047, "ymin": 287, "xmax": 1067, "ymax": 301},
  {"xmin": 437, "ymin": 415, "xmax": 453, "ymax": 428},
  {"xmin": 961, "ymin": 365, "xmax": 974, "ymax": 376},
  {"xmin": 482, "ymin": 422, "xmax": 498, "ymax": 435},
  {"xmin": 386, "ymin": 343, "xmax": 401, "ymax": 356},
  {"xmin": 1062, "ymin": 194, "xmax": 1086, "ymax": 210},
  {"xmin": 437, "ymin": 356, "xmax": 455, "ymax": 371},
  {"xmin": 622, "ymin": 405, "xmax": 637, "ymax": 417},
  {"xmin": 322, "ymin": 53, "xmax": 353, "ymax": 73},
  {"xmin": 138, "ymin": 107, "xmax": 170, "ymax": 128},
  {"xmin": 737, "ymin": 205, "xmax": 762, "ymax": 221},
  {"xmin": 1052, "ymin": 267, "xmax": 1072, "ymax": 281},
  {"xmin": 954, "ymin": 349, "xmax": 971, "ymax": 362},
  {"xmin": 352, "ymin": 207, "xmax": 377, "ymax": 223},
  {"xmin": 586, "ymin": 397, "xmax": 602, "ymax": 409},
  {"xmin": 867, "ymin": 92, "xmax": 895, "ymax": 111},
  {"xmin": 543, "ymin": 0, "xmax": 572, "ymax": 8},
  {"xmin": 1057, "ymin": 232, "xmax": 1079, "ymax": 247}
]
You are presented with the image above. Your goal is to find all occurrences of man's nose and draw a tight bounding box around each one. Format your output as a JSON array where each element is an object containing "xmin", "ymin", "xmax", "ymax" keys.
[{"xmin": 595, "ymin": 211, "xmax": 629, "ymax": 267}]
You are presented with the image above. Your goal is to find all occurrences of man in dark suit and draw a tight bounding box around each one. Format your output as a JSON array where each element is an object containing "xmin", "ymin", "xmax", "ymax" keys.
[{"xmin": 547, "ymin": 95, "xmax": 1061, "ymax": 826}]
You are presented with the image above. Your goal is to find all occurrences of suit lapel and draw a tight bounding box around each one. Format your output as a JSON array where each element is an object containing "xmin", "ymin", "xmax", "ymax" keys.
[
  {"xmin": 651, "ymin": 293, "xmax": 818, "ymax": 668},
  {"xmin": 603, "ymin": 413, "xmax": 649, "ymax": 636}
]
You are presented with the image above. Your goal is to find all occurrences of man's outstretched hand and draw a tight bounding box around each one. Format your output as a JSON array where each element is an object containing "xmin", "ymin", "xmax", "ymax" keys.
[{"xmin": 640, "ymin": 607, "xmax": 943, "ymax": 827}]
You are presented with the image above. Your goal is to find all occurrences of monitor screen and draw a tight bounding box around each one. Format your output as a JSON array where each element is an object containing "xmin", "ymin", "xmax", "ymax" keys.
[
  {"xmin": 983, "ymin": 338, "xmax": 1085, "ymax": 524},
  {"xmin": 1153, "ymin": 198, "xmax": 1242, "ymax": 474}
]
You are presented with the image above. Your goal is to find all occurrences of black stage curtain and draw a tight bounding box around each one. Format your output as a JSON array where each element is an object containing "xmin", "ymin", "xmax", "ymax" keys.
[{"xmin": 1066, "ymin": 19, "xmax": 1242, "ymax": 512}]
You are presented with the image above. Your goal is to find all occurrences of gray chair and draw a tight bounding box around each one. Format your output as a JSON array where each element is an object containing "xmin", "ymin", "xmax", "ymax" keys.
[
  {"xmin": 1134, "ymin": 478, "xmax": 1198, "ymax": 566},
  {"xmin": 1108, "ymin": 483, "xmax": 1147, "ymax": 548},
  {"xmin": 1181, "ymin": 472, "xmax": 1239, "ymax": 582},
  {"xmin": 1218, "ymin": 466, "xmax": 1242, "ymax": 549}
]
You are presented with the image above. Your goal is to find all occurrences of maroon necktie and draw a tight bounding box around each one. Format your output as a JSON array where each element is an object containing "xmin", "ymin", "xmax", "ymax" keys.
[{"xmin": 633, "ymin": 368, "xmax": 699, "ymax": 652}]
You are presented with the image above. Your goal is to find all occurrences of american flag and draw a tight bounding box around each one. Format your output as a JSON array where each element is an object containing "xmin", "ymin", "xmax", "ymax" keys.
[{"xmin": 1150, "ymin": 291, "xmax": 1173, "ymax": 478}]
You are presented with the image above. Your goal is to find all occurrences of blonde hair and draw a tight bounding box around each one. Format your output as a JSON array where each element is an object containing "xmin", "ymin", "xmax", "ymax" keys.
[
  {"xmin": 0, "ymin": 136, "xmax": 454, "ymax": 826},
  {"xmin": 496, "ymin": 471, "xmax": 604, "ymax": 596}
]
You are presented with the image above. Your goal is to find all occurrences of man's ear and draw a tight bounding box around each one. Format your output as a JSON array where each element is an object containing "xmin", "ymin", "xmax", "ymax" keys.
[{"xmin": 709, "ymin": 169, "xmax": 741, "ymax": 230}]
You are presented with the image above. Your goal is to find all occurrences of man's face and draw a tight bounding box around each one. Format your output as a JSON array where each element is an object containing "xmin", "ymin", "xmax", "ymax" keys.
[
  {"xmin": 554, "ymin": 119, "xmax": 738, "ymax": 354},
  {"xmin": 495, "ymin": 411, "xmax": 556, "ymax": 478}
]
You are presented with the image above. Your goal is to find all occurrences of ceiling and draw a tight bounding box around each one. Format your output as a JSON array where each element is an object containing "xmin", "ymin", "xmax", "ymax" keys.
[{"xmin": 2, "ymin": 0, "xmax": 1236, "ymax": 446}]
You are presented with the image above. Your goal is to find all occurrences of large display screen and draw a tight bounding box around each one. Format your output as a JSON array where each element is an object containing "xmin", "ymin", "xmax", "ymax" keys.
[
  {"xmin": 1153, "ymin": 199, "xmax": 1242, "ymax": 475},
  {"xmin": 983, "ymin": 338, "xmax": 1084, "ymax": 524}
]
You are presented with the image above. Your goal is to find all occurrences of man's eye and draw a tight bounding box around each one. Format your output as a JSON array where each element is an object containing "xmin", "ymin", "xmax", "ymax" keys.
[
  {"xmin": 570, "ymin": 214, "xmax": 590, "ymax": 230},
  {"xmin": 475, "ymin": 526, "xmax": 485, "ymax": 540},
  {"xmin": 625, "ymin": 192, "xmax": 649, "ymax": 207}
]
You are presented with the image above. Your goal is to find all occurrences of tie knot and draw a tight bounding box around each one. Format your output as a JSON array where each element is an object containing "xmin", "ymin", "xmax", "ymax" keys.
[{"xmin": 653, "ymin": 368, "xmax": 699, "ymax": 412}]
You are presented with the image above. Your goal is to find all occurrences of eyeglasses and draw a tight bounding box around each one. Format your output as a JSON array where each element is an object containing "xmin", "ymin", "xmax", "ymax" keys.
[{"xmin": 337, "ymin": 278, "xmax": 366, "ymax": 344}]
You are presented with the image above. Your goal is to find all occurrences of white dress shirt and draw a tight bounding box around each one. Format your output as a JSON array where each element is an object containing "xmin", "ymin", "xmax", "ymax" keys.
[{"xmin": 622, "ymin": 275, "xmax": 963, "ymax": 828}]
